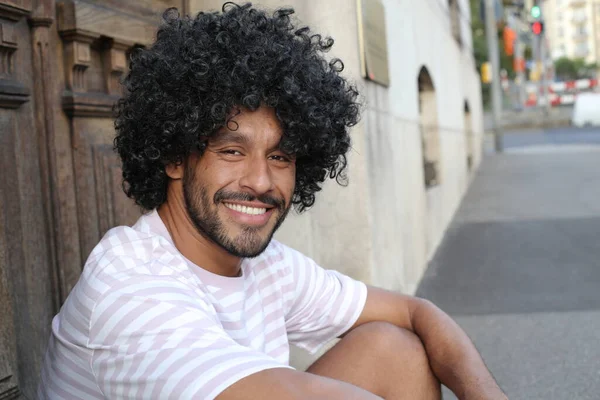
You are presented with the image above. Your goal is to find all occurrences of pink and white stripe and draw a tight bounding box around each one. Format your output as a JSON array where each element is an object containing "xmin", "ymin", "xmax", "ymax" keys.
[{"xmin": 38, "ymin": 210, "xmax": 367, "ymax": 399}]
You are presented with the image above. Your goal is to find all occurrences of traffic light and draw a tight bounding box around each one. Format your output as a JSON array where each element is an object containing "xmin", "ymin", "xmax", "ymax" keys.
[
  {"xmin": 481, "ymin": 62, "xmax": 492, "ymax": 84},
  {"xmin": 531, "ymin": 5, "xmax": 541, "ymax": 19},
  {"xmin": 529, "ymin": 62, "xmax": 543, "ymax": 82},
  {"xmin": 503, "ymin": 27, "xmax": 516, "ymax": 56},
  {"xmin": 531, "ymin": 21, "xmax": 544, "ymax": 35},
  {"xmin": 513, "ymin": 57, "xmax": 526, "ymax": 73}
]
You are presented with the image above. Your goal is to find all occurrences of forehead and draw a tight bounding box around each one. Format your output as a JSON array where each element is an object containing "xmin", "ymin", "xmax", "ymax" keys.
[{"xmin": 212, "ymin": 107, "xmax": 283, "ymax": 143}]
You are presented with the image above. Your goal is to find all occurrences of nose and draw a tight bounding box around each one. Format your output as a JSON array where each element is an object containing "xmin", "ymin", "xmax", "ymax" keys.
[{"xmin": 238, "ymin": 156, "xmax": 275, "ymax": 195}]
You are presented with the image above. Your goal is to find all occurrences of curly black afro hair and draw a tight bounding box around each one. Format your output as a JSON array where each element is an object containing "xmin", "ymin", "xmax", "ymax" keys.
[{"xmin": 114, "ymin": 2, "xmax": 361, "ymax": 212}]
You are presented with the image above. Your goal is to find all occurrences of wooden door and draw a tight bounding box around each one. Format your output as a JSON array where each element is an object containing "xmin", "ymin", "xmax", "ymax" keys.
[
  {"xmin": 56, "ymin": 0, "xmax": 186, "ymax": 281},
  {"xmin": 0, "ymin": 0, "xmax": 187, "ymax": 397},
  {"xmin": 0, "ymin": 1, "xmax": 56, "ymax": 398}
]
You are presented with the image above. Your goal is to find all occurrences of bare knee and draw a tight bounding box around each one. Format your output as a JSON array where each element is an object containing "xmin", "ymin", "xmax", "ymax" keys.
[
  {"xmin": 345, "ymin": 322, "xmax": 429, "ymax": 366},
  {"xmin": 307, "ymin": 322, "xmax": 440, "ymax": 398},
  {"xmin": 342, "ymin": 322, "xmax": 440, "ymax": 399}
]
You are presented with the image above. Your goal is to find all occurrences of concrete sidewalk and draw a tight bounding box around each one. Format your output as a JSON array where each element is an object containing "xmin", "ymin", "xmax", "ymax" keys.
[{"xmin": 416, "ymin": 147, "xmax": 600, "ymax": 399}]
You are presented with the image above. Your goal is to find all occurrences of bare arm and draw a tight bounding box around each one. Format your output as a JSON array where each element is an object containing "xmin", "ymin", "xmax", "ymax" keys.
[
  {"xmin": 217, "ymin": 368, "xmax": 382, "ymax": 400},
  {"xmin": 351, "ymin": 286, "xmax": 507, "ymax": 400}
]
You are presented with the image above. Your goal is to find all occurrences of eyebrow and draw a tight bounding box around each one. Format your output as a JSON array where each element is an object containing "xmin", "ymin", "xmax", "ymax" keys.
[
  {"xmin": 209, "ymin": 129, "xmax": 288, "ymax": 154},
  {"xmin": 209, "ymin": 130, "xmax": 252, "ymax": 147}
]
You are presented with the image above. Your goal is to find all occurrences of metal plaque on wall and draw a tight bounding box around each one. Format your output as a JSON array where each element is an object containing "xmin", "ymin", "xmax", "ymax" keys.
[{"xmin": 357, "ymin": 0, "xmax": 390, "ymax": 87}]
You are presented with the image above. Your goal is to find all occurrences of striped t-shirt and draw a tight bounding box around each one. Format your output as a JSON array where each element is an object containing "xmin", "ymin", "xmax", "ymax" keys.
[{"xmin": 38, "ymin": 210, "xmax": 367, "ymax": 399}]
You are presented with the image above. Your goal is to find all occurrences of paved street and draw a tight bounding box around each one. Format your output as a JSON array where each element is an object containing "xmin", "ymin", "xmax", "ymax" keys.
[
  {"xmin": 417, "ymin": 127, "xmax": 600, "ymax": 399},
  {"xmin": 492, "ymin": 126, "xmax": 600, "ymax": 151}
]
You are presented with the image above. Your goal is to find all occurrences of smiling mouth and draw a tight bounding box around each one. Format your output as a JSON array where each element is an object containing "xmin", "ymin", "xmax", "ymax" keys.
[{"xmin": 223, "ymin": 202, "xmax": 270, "ymax": 215}]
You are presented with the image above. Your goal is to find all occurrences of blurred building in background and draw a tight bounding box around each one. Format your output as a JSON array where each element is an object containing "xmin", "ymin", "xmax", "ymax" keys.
[
  {"xmin": 543, "ymin": 0, "xmax": 600, "ymax": 63},
  {"xmin": 0, "ymin": 0, "xmax": 483, "ymax": 396},
  {"xmin": 192, "ymin": 0, "xmax": 484, "ymax": 296}
]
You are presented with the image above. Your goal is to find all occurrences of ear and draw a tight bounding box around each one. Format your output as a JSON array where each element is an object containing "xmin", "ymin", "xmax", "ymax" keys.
[{"xmin": 165, "ymin": 161, "xmax": 184, "ymax": 180}]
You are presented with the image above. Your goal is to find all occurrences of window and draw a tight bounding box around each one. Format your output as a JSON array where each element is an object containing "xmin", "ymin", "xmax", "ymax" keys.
[
  {"xmin": 448, "ymin": 0, "xmax": 462, "ymax": 45},
  {"xmin": 575, "ymin": 43, "xmax": 589, "ymax": 57},
  {"xmin": 418, "ymin": 67, "xmax": 441, "ymax": 188},
  {"xmin": 464, "ymin": 101, "xmax": 474, "ymax": 171}
]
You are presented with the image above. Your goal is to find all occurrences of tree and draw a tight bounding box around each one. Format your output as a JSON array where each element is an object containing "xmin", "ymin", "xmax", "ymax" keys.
[
  {"xmin": 554, "ymin": 57, "xmax": 598, "ymax": 81},
  {"xmin": 469, "ymin": 0, "xmax": 520, "ymax": 108},
  {"xmin": 554, "ymin": 57, "xmax": 577, "ymax": 80},
  {"xmin": 470, "ymin": 0, "xmax": 488, "ymax": 75}
]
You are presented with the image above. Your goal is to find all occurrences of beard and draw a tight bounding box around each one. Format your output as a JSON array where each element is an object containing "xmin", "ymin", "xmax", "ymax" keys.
[{"xmin": 182, "ymin": 163, "xmax": 291, "ymax": 258}]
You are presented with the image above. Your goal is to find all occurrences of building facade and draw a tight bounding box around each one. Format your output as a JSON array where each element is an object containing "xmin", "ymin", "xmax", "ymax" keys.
[
  {"xmin": 190, "ymin": 0, "xmax": 484, "ymax": 295},
  {"xmin": 543, "ymin": 0, "xmax": 600, "ymax": 62},
  {"xmin": 0, "ymin": 0, "xmax": 483, "ymax": 397}
]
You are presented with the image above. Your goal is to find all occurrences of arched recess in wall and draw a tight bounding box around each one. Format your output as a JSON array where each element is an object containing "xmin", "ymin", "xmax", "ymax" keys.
[
  {"xmin": 448, "ymin": 0, "xmax": 462, "ymax": 45},
  {"xmin": 464, "ymin": 101, "xmax": 474, "ymax": 171},
  {"xmin": 418, "ymin": 67, "xmax": 441, "ymax": 188}
]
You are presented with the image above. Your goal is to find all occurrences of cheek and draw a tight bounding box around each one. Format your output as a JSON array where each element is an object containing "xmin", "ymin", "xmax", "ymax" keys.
[
  {"xmin": 198, "ymin": 158, "xmax": 240, "ymax": 189},
  {"xmin": 275, "ymin": 166, "xmax": 296, "ymax": 199}
]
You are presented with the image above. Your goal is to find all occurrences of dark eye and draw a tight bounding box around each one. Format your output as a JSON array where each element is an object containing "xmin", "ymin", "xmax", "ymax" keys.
[
  {"xmin": 221, "ymin": 149, "xmax": 242, "ymax": 156},
  {"xmin": 269, "ymin": 154, "xmax": 291, "ymax": 162}
]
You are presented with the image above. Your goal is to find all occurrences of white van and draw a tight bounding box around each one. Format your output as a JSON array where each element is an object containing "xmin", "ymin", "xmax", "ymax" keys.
[{"xmin": 572, "ymin": 92, "xmax": 600, "ymax": 127}]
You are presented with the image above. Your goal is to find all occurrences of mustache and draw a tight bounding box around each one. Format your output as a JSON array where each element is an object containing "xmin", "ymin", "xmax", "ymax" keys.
[{"xmin": 214, "ymin": 190, "xmax": 286, "ymax": 210}]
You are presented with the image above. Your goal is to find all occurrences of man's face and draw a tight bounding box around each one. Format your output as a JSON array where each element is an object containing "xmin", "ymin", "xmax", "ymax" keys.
[{"xmin": 183, "ymin": 106, "xmax": 296, "ymax": 258}]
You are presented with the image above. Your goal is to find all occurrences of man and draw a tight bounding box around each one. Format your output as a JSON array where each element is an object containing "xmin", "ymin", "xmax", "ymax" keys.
[{"xmin": 39, "ymin": 3, "xmax": 507, "ymax": 399}]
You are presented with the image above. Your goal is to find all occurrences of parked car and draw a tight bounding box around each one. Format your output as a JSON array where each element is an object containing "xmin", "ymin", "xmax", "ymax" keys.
[{"xmin": 572, "ymin": 92, "xmax": 600, "ymax": 127}]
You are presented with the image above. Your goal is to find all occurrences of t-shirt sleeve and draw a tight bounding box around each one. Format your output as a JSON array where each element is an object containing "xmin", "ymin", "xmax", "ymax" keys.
[
  {"xmin": 281, "ymin": 244, "xmax": 368, "ymax": 354},
  {"xmin": 89, "ymin": 275, "xmax": 290, "ymax": 400}
]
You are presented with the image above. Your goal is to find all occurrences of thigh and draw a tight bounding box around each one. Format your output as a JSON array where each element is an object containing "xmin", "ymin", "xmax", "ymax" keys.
[{"xmin": 306, "ymin": 322, "xmax": 441, "ymax": 400}]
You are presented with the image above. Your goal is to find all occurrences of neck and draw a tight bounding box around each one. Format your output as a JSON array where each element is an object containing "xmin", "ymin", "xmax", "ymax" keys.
[{"xmin": 157, "ymin": 190, "xmax": 242, "ymax": 278}]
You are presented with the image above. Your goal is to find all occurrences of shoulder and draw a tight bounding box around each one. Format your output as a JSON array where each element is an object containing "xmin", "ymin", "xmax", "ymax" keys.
[
  {"xmin": 54, "ymin": 216, "xmax": 213, "ymax": 348},
  {"xmin": 80, "ymin": 229, "xmax": 214, "ymax": 340},
  {"xmin": 76, "ymin": 223, "xmax": 198, "ymax": 308}
]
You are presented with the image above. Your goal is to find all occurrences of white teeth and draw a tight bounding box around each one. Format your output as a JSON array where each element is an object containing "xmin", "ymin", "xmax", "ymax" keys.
[{"xmin": 224, "ymin": 203, "xmax": 267, "ymax": 215}]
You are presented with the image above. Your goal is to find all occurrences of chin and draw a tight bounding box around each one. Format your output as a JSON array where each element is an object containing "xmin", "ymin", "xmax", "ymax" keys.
[
  {"xmin": 225, "ymin": 240, "xmax": 271, "ymax": 258},
  {"xmin": 218, "ymin": 227, "xmax": 274, "ymax": 258}
]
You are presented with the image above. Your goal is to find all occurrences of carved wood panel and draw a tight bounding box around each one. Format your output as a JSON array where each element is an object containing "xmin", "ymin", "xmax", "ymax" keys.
[
  {"xmin": 93, "ymin": 143, "xmax": 141, "ymax": 241},
  {"xmin": 93, "ymin": 0, "xmax": 185, "ymax": 17},
  {"xmin": 0, "ymin": 1, "xmax": 51, "ymax": 398},
  {"xmin": 0, "ymin": 18, "xmax": 29, "ymax": 108},
  {"xmin": 58, "ymin": 0, "xmax": 185, "ymax": 263},
  {"xmin": 0, "ymin": 0, "xmax": 31, "ymax": 21},
  {"xmin": 0, "ymin": 111, "xmax": 21, "ymax": 400},
  {"xmin": 0, "ymin": 1, "xmax": 187, "ymax": 396},
  {"xmin": 72, "ymin": 119, "xmax": 142, "ymax": 267}
]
